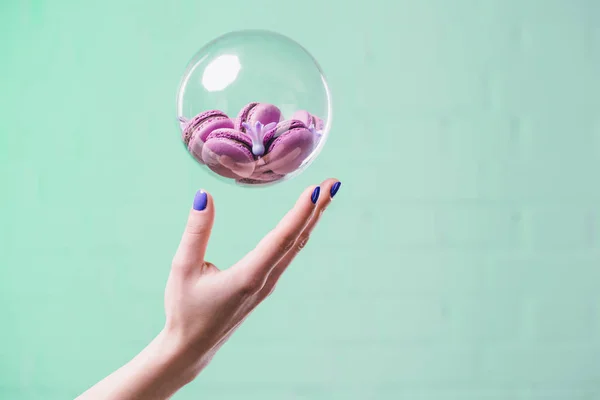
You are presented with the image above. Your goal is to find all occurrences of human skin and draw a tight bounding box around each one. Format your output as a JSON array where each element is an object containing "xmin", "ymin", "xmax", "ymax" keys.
[{"xmin": 76, "ymin": 178, "xmax": 342, "ymax": 400}]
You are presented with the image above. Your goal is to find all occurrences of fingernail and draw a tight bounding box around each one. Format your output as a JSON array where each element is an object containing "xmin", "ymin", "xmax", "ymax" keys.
[
  {"xmin": 330, "ymin": 181, "xmax": 341, "ymax": 198},
  {"xmin": 193, "ymin": 190, "xmax": 208, "ymax": 211},
  {"xmin": 311, "ymin": 186, "xmax": 321, "ymax": 204}
]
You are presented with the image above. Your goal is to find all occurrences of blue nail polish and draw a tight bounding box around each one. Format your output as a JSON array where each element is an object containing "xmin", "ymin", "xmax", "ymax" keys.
[
  {"xmin": 311, "ymin": 186, "xmax": 320, "ymax": 204},
  {"xmin": 330, "ymin": 181, "xmax": 341, "ymax": 198},
  {"xmin": 193, "ymin": 190, "xmax": 208, "ymax": 211}
]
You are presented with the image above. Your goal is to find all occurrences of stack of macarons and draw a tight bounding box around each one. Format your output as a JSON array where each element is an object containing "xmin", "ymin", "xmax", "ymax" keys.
[{"xmin": 181, "ymin": 102, "xmax": 324, "ymax": 184}]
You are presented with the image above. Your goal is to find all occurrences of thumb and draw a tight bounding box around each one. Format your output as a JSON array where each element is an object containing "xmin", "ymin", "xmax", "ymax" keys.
[{"xmin": 172, "ymin": 190, "xmax": 215, "ymax": 273}]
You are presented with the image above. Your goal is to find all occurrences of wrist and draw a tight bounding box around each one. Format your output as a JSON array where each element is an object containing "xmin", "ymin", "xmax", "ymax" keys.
[
  {"xmin": 150, "ymin": 327, "xmax": 215, "ymax": 385},
  {"xmin": 76, "ymin": 330, "xmax": 203, "ymax": 400},
  {"xmin": 146, "ymin": 330, "xmax": 198, "ymax": 387}
]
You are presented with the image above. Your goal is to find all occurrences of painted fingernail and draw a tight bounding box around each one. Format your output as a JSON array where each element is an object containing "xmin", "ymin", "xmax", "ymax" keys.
[
  {"xmin": 330, "ymin": 181, "xmax": 341, "ymax": 198},
  {"xmin": 311, "ymin": 186, "xmax": 321, "ymax": 204},
  {"xmin": 193, "ymin": 190, "xmax": 208, "ymax": 211}
]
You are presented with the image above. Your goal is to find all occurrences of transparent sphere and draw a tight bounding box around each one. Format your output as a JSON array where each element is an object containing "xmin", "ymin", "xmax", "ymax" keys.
[{"xmin": 176, "ymin": 30, "xmax": 331, "ymax": 186}]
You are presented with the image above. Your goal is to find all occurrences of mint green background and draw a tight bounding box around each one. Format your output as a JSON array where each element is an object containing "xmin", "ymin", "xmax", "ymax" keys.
[{"xmin": 1, "ymin": 0, "xmax": 600, "ymax": 399}]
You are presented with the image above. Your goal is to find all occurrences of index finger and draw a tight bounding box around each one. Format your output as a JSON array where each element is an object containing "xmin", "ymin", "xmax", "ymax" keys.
[{"xmin": 232, "ymin": 184, "xmax": 321, "ymax": 280}]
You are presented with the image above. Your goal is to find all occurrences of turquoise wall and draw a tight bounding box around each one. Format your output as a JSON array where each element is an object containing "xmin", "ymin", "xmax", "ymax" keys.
[{"xmin": 1, "ymin": 0, "xmax": 599, "ymax": 398}]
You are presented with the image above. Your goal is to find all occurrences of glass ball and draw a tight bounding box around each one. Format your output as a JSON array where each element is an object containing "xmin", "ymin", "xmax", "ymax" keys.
[{"xmin": 176, "ymin": 30, "xmax": 331, "ymax": 186}]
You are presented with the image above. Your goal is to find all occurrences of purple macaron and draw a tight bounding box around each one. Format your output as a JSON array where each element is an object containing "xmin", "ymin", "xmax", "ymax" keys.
[
  {"xmin": 291, "ymin": 110, "xmax": 324, "ymax": 133},
  {"xmin": 259, "ymin": 119, "xmax": 316, "ymax": 175},
  {"xmin": 183, "ymin": 110, "xmax": 234, "ymax": 165},
  {"xmin": 233, "ymin": 103, "xmax": 282, "ymax": 158},
  {"xmin": 183, "ymin": 110, "xmax": 234, "ymax": 146},
  {"xmin": 235, "ymin": 102, "xmax": 282, "ymax": 133},
  {"xmin": 202, "ymin": 128, "xmax": 256, "ymax": 179}
]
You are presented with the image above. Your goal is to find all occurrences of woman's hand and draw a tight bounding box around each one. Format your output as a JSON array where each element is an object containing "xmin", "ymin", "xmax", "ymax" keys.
[{"xmin": 77, "ymin": 178, "xmax": 341, "ymax": 400}]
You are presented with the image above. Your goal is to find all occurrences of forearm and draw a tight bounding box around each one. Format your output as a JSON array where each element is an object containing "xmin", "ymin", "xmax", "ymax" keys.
[{"xmin": 76, "ymin": 331, "xmax": 198, "ymax": 400}]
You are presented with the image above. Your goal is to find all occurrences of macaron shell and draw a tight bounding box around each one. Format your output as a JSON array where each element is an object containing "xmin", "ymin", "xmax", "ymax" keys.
[
  {"xmin": 237, "ymin": 103, "xmax": 282, "ymax": 132},
  {"xmin": 185, "ymin": 117, "xmax": 235, "ymax": 165},
  {"xmin": 182, "ymin": 110, "xmax": 229, "ymax": 144},
  {"xmin": 202, "ymin": 129, "xmax": 255, "ymax": 179},
  {"xmin": 234, "ymin": 102, "xmax": 258, "ymax": 131},
  {"xmin": 265, "ymin": 119, "xmax": 305, "ymax": 145},
  {"xmin": 206, "ymin": 128, "xmax": 253, "ymax": 148},
  {"xmin": 202, "ymin": 140, "xmax": 255, "ymax": 179},
  {"xmin": 249, "ymin": 103, "xmax": 282, "ymax": 127},
  {"xmin": 253, "ymin": 121, "xmax": 303, "ymax": 171},
  {"xmin": 291, "ymin": 110, "xmax": 311, "ymax": 127},
  {"xmin": 194, "ymin": 116, "xmax": 234, "ymax": 143},
  {"xmin": 291, "ymin": 110, "xmax": 324, "ymax": 131},
  {"xmin": 263, "ymin": 127, "xmax": 315, "ymax": 174}
]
